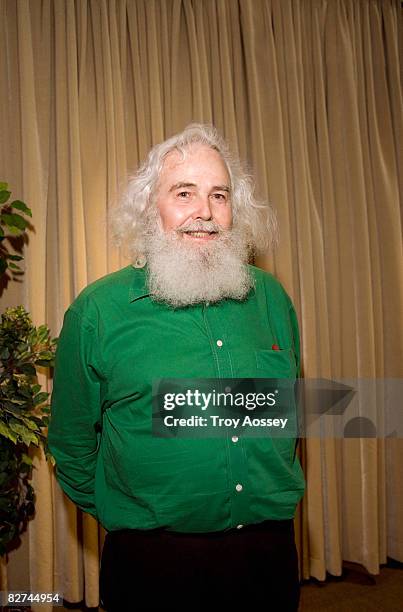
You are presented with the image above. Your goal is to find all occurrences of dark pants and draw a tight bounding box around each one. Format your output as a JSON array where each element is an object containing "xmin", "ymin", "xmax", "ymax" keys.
[{"xmin": 99, "ymin": 519, "xmax": 300, "ymax": 611}]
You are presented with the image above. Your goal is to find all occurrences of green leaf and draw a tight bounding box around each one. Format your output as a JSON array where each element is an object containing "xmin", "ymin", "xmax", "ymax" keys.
[
  {"xmin": 37, "ymin": 350, "xmax": 54, "ymax": 359},
  {"xmin": 18, "ymin": 363, "xmax": 36, "ymax": 376},
  {"xmin": 45, "ymin": 447, "xmax": 56, "ymax": 465},
  {"xmin": 21, "ymin": 453, "xmax": 33, "ymax": 466},
  {"xmin": 1, "ymin": 212, "xmax": 29, "ymax": 230},
  {"xmin": 7, "ymin": 254, "xmax": 23, "ymax": 261},
  {"xmin": 3, "ymin": 405, "xmax": 23, "ymax": 418},
  {"xmin": 8, "ymin": 263, "xmax": 22, "ymax": 271},
  {"xmin": 6, "ymin": 225, "xmax": 22, "ymax": 236},
  {"xmin": 0, "ymin": 346, "xmax": 10, "ymax": 359},
  {"xmin": 35, "ymin": 359, "xmax": 53, "ymax": 367},
  {"xmin": 33, "ymin": 392, "xmax": 49, "ymax": 406},
  {"xmin": 9, "ymin": 422, "xmax": 39, "ymax": 446},
  {"xmin": 0, "ymin": 422, "xmax": 18, "ymax": 444},
  {"xmin": 3, "ymin": 397, "xmax": 26, "ymax": 406},
  {"xmin": 21, "ymin": 417, "xmax": 41, "ymax": 431},
  {"xmin": 0, "ymin": 182, "xmax": 8, "ymax": 191},
  {"xmin": 14, "ymin": 386, "xmax": 32, "ymax": 399},
  {"xmin": 26, "ymin": 415, "xmax": 46, "ymax": 428},
  {"xmin": 0, "ymin": 190, "xmax": 11, "ymax": 204},
  {"xmin": 10, "ymin": 200, "xmax": 32, "ymax": 217}
]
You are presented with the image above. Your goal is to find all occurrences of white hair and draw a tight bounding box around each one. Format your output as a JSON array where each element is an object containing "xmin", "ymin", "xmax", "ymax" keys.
[
  {"xmin": 109, "ymin": 123, "xmax": 278, "ymax": 263},
  {"xmin": 145, "ymin": 224, "xmax": 254, "ymax": 307}
]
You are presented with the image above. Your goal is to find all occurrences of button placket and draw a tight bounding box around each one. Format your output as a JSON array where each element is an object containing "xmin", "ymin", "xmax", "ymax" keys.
[{"xmin": 203, "ymin": 304, "xmax": 248, "ymax": 528}]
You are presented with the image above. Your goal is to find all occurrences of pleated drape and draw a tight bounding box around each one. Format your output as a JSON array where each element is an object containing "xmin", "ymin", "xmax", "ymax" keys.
[{"xmin": 0, "ymin": 0, "xmax": 401, "ymax": 608}]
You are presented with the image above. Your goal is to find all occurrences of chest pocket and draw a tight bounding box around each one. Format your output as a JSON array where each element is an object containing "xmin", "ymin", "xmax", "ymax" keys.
[{"xmin": 255, "ymin": 348, "xmax": 297, "ymax": 379}]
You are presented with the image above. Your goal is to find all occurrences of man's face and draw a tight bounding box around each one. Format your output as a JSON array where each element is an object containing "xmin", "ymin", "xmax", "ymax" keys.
[{"xmin": 155, "ymin": 145, "xmax": 233, "ymax": 242}]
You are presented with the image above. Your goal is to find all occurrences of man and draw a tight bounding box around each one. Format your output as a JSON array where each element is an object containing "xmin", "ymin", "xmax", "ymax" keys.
[{"xmin": 48, "ymin": 124, "xmax": 305, "ymax": 611}]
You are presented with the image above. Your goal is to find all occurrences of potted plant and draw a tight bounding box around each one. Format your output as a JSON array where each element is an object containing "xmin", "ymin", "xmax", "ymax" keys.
[{"xmin": 0, "ymin": 182, "xmax": 57, "ymax": 560}]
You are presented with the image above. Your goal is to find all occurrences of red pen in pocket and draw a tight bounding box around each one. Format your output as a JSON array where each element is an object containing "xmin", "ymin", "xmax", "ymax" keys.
[{"xmin": 271, "ymin": 344, "xmax": 280, "ymax": 350}]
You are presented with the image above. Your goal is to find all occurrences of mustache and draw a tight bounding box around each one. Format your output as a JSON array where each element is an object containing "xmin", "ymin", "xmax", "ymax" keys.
[{"xmin": 176, "ymin": 221, "xmax": 226, "ymax": 234}]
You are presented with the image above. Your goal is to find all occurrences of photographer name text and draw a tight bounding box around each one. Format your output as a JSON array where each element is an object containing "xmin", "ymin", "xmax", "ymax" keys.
[{"xmin": 163, "ymin": 415, "xmax": 288, "ymax": 429}]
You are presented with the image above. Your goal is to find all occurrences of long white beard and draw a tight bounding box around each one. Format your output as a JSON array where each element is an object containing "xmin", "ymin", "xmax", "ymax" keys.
[{"xmin": 143, "ymin": 220, "xmax": 254, "ymax": 308}]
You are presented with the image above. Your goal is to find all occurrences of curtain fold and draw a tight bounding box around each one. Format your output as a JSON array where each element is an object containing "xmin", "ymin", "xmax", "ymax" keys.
[{"xmin": 0, "ymin": 0, "xmax": 401, "ymax": 607}]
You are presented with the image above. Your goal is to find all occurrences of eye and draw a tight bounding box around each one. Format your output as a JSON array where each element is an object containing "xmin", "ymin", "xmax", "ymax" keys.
[
  {"xmin": 177, "ymin": 191, "xmax": 191, "ymax": 198},
  {"xmin": 211, "ymin": 192, "xmax": 228, "ymax": 201}
]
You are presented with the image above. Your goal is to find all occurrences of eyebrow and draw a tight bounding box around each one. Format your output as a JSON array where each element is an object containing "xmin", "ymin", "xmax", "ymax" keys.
[
  {"xmin": 169, "ymin": 182, "xmax": 197, "ymax": 192},
  {"xmin": 213, "ymin": 184, "xmax": 230, "ymax": 193},
  {"xmin": 169, "ymin": 182, "xmax": 230, "ymax": 193}
]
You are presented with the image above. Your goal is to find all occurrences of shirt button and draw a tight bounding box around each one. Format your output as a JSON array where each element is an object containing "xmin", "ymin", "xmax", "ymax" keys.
[
  {"xmin": 237, "ymin": 524, "xmax": 244, "ymax": 529},
  {"xmin": 216, "ymin": 340, "xmax": 223, "ymax": 347},
  {"xmin": 232, "ymin": 436, "xmax": 239, "ymax": 443},
  {"xmin": 235, "ymin": 483, "xmax": 243, "ymax": 492}
]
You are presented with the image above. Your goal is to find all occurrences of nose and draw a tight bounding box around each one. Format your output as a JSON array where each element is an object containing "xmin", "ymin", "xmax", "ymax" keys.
[{"xmin": 192, "ymin": 194, "xmax": 213, "ymax": 221}]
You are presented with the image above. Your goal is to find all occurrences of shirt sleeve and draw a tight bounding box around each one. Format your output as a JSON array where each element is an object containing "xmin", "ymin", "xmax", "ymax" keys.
[
  {"xmin": 285, "ymin": 297, "xmax": 302, "ymax": 462},
  {"xmin": 288, "ymin": 301, "xmax": 301, "ymax": 378},
  {"xmin": 48, "ymin": 306, "xmax": 103, "ymax": 517}
]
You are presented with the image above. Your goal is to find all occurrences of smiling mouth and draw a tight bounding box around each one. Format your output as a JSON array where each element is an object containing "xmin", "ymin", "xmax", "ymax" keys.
[{"xmin": 182, "ymin": 230, "xmax": 218, "ymax": 239}]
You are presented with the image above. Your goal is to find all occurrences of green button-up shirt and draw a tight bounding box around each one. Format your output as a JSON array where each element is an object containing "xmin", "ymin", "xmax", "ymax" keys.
[{"xmin": 48, "ymin": 264, "xmax": 305, "ymax": 532}]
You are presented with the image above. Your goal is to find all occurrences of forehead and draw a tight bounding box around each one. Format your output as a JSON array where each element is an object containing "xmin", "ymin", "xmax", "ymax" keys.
[{"xmin": 158, "ymin": 145, "xmax": 230, "ymax": 186}]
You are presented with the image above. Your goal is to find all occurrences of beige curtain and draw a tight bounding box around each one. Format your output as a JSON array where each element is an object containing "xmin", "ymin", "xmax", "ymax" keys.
[{"xmin": 0, "ymin": 0, "xmax": 402, "ymax": 608}]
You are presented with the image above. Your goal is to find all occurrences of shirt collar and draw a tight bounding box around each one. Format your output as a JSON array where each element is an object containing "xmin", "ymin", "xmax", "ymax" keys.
[{"xmin": 129, "ymin": 265, "xmax": 150, "ymax": 302}]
